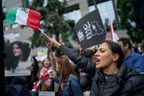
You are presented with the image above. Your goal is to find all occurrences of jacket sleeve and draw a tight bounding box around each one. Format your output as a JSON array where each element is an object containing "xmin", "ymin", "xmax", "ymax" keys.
[
  {"xmin": 83, "ymin": 49, "xmax": 95, "ymax": 58},
  {"xmin": 133, "ymin": 74, "xmax": 144, "ymax": 96},
  {"xmin": 119, "ymin": 71, "xmax": 144, "ymax": 96},
  {"xmin": 59, "ymin": 45, "xmax": 96, "ymax": 75}
]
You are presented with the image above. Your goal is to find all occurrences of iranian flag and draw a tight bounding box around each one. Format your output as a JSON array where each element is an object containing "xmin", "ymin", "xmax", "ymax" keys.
[{"xmin": 4, "ymin": 7, "xmax": 41, "ymax": 30}]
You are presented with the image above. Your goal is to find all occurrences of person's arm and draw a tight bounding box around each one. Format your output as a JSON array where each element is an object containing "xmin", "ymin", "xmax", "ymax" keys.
[
  {"xmin": 49, "ymin": 38, "xmax": 96, "ymax": 75},
  {"xmin": 134, "ymin": 74, "xmax": 144, "ymax": 95},
  {"xmin": 83, "ymin": 49, "xmax": 95, "ymax": 58}
]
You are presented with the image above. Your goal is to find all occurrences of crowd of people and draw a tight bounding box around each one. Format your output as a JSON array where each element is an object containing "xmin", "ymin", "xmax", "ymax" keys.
[{"xmin": 5, "ymin": 37, "xmax": 144, "ymax": 96}]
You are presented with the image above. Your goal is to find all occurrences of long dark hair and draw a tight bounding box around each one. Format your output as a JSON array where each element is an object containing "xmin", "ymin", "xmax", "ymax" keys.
[
  {"xmin": 4, "ymin": 40, "xmax": 16, "ymax": 72},
  {"xmin": 8, "ymin": 41, "xmax": 31, "ymax": 73},
  {"xmin": 105, "ymin": 41, "xmax": 124, "ymax": 68},
  {"xmin": 10, "ymin": 41, "xmax": 31, "ymax": 61}
]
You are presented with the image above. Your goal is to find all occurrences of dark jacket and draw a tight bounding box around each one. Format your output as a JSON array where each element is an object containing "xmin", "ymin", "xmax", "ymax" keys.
[{"xmin": 59, "ymin": 45, "xmax": 144, "ymax": 96}]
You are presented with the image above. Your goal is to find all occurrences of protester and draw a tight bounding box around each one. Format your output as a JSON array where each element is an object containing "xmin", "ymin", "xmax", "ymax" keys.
[
  {"xmin": 77, "ymin": 48, "xmax": 95, "ymax": 93},
  {"xmin": 39, "ymin": 57, "xmax": 56, "ymax": 77},
  {"xmin": 55, "ymin": 55, "xmax": 83, "ymax": 96},
  {"xmin": 36, "ymin": 61, "xmax": 44, "ymax": 78},
  {"xmin": 26, "ymin": 56, "xmax": 39, "ymax": 90},
  {"xmin": 39, "ymin": 57, "xmax": 56, "ymax": 91},
  {"xmin": 50, "ymin": 38, "xmax": 144, "ymax": 96},
  {"xmin": 118, "ymin": 37, "xmax": 144, "ymax": 73}
]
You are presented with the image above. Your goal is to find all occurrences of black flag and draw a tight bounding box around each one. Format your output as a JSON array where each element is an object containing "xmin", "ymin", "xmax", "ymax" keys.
[{"xmin": 75, "ymin": 9, "xmax": 106, "ymax": 49}]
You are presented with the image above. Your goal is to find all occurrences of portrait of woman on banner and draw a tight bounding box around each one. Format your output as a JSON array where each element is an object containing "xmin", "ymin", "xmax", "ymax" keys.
[{"xmin": 5, "ymin": 40, "xmax": 32, "ymax": 76}]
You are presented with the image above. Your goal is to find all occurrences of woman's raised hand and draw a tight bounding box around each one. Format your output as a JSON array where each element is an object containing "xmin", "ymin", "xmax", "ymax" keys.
[{"xmin": 49, "ymin": 38, "xmax": 61, "ymax": 48}]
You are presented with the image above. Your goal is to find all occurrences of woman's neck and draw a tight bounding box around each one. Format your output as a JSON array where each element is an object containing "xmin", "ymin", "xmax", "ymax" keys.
[
  {"xmin": 103, "ymin": 63, "xmax": 118, "ymax": 75},
  {"xmin": 19, "ymin": 56, "xmax": 23, "ymax": 61}
]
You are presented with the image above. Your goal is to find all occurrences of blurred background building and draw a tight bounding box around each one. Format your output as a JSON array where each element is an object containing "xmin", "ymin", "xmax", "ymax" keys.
[
  {"xmin": 65, "ymin": 0, "xmax": 117, "ymax": 24},
  {"xmin": 3, "ymin": 0, "xmax": 128, "ymax": 42}
]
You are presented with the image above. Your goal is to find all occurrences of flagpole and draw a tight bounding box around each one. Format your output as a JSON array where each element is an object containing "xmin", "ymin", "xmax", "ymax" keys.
[
  {"xmin": 93, "ymin": 0, "xmax": 98, "ymax": 10},
  {"xmin": 39, "ymin": 28, "xmax": 51, "ymax": 40}
]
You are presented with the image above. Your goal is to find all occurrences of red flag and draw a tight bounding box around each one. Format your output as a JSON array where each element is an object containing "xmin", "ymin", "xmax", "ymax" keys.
[
  {"xmin": 110, "ymin": 22, "xmax": 119, "ymax": 42},
  {"xmin": 32, "ymin": 70, "xmax": 53, "ymax": 92}
]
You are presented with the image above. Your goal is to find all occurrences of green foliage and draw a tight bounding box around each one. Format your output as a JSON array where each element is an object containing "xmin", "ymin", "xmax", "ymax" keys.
[
  {"xmin": 117, "ymin": 0, "xmax": 144, "ymax": 43},
  {"xmin": 127, "ymin": 27, "xmax": 144, "ymax": 43},
  {"xmin": 117, "ymin": 0, "xmax": 134, "ymax": 28},
  {"xmin": 29, "ymin": 0, "xmax": 71, "ymax": 47},
  {"xmin": 29, "ymin": 31, "xmax": 48, "ymax": 48}
]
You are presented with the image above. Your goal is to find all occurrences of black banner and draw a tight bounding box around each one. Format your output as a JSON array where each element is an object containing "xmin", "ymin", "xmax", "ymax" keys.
[{"xmin": 75, "ymin": 9, "xmax": 106, "ymax": 49}]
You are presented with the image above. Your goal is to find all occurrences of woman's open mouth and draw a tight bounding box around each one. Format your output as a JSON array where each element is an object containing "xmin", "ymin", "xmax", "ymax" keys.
[{"xmin": 95, "ymin": 58, "xmax": 100, "ymax": 64}]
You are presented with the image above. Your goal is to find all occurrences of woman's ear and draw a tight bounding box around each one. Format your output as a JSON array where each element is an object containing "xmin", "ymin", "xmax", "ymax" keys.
[{"xmin": 113, "ymin": 53, "xmax": 119, "ymax": 62}]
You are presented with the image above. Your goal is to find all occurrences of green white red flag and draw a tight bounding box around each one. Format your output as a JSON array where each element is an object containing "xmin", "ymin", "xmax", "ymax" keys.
[{"xmin": 4, "ymin": 7, "xmax": 41, "ymax": 30}]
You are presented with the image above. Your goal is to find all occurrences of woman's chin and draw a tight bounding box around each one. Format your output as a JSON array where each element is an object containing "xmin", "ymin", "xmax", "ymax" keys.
[{"xmin": 96, "ymin": 65, "xmax": 100, "ymax": 69}]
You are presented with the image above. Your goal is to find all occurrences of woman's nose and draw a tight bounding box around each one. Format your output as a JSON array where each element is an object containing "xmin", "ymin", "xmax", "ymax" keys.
[
  {"xmin": 13, "ymin": 49, "xmax": 16, "ymax": 52},
  {"xmin": 95, "ymin": 51, "xmax": 99, "ymax": 56}
]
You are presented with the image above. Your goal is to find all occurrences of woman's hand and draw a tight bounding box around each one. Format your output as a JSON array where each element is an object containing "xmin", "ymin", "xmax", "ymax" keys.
[{"xmin": 49, "ymin": 38, "xmax": 61, "ymax": 48}]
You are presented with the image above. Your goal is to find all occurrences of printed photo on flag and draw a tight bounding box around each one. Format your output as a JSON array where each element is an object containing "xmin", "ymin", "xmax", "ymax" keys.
[{"xmin": 4, "ymin": 40, "xmax": 32, "ymax": 77}]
